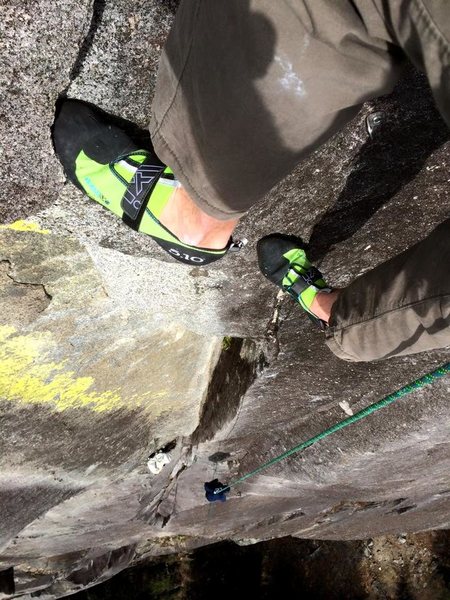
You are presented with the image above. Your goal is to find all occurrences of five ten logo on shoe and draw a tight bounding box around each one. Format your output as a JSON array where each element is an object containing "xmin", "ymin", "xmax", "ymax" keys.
[{"xmin": 122, "ymin": 163, "xmax": 165, "ymax": 221}]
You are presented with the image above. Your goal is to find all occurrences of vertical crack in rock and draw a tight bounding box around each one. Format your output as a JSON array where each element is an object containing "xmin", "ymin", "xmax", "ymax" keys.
[
  {"xmin": 139, "ymin": 338, "xmax": 265, "ymax": 531},
  {"xmin": 52, "ymin": 0, "xmax": 106, "ymax": 121},
  {"xmin": 190, "ymin": 338, "xmax": 264, "ymax": 446},
  {"xmin": 69, "ymin": 0, "xmax": 107, "ymax": 83},
  {"xmin": 0, "ymin": 567, "xmax": 14, "ymax": 596},
  {"xmin": 263, "ymin": 290, "xmax": 285, "ymax": 363}
]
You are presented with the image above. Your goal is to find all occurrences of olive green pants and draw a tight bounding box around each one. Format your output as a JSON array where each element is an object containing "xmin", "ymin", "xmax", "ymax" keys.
[
  {"xmin": 326, "ymin": 219, "xmax": 450, "ymax": 361},
  {"xmin": 150, "ymin": 0, "xmax": 450, "ymax": 361}
]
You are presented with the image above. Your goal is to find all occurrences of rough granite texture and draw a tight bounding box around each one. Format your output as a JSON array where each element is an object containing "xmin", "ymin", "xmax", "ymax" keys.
[
  {"xmin": 0, "ymin": 0, "xmax": 449, "ymax": 598},
  {"xmin": 0, "ymin": 0, "xmax": 92, "ymax": 223}
]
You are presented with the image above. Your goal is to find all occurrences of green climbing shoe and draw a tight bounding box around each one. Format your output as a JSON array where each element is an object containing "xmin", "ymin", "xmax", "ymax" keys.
[
  {"xmin": 257, "ymin": 234, "xmax": 332, "ymax": 328},
  {"xmin": 53, "ymin": 100, "xmax": 241, "ymax": 265}
]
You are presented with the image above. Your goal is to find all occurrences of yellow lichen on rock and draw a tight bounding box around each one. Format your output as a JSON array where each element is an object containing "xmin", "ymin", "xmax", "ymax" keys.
[
  {"xmin": 0, "ymin": 325, "xmax": 126, "ymax": 412},
  {"xmin": 0, "ymin": 220, "xmax": 50, "ymax": 234}
]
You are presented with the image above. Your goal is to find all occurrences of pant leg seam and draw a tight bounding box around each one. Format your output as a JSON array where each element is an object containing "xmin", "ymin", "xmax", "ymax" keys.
[
  {"xmin": 331, "ymin": 291, "xmax": 450, "ymax": 332},
  {"xmin": 411, "ymin": 0, "xmax": 450, "ymax": 58}
]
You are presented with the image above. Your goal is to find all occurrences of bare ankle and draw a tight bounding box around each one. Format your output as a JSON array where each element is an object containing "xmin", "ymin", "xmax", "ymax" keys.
[
  {"xmin": 159, "ymin": 186, "xmax": 238, "ymax": 249},
  {"xmin": 310, "ymin": 289, "xmax": 340, "ymax": 323}
]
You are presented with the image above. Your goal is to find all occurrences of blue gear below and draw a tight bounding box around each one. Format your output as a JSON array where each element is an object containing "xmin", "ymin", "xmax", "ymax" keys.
[{"xmin": 204, "ymin": 479, "xmax": 230, "ymax": 502}]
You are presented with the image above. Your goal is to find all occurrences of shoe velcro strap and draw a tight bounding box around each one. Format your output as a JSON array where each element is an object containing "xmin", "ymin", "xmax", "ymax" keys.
[
  {"xmin": 121, "ymin": 161, "xmax": 166, "ymax": 229},
  {"xmin": 284, "ymin": 266, "xmax": 323, "ymax": 297},
  {"xmin": 120, "ymin": 160, "xmax": 244, "ymax": 265}
]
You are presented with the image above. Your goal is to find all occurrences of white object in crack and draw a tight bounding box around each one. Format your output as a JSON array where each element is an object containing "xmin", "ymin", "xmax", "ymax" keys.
[
  {"xmin": 147, "ymin": 452, "xmax": 172, "ymax": 475},
  {"xmin": 339, "ymin": 400, "xmax": 354, "ymax": 416}
]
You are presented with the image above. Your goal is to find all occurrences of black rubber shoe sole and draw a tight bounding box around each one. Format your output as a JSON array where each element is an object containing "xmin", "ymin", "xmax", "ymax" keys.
[
  {"xmin": 257, "ymin": 233, "xmax": 306, "ymax": 286},
  {"xmin": 53, "ymin": 99, "xmax": 138, "ymax": 190}
]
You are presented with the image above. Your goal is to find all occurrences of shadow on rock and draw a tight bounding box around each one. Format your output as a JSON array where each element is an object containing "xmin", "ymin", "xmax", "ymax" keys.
[{"xmin": 308, "ymin": 69, "xmax": 450, "ymax": 262}]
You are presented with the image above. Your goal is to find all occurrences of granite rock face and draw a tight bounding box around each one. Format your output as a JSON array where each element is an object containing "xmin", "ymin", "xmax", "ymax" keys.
[
  {"xmin": 0, "ymin": 0, "xmax": 449, "ymax": 598},
  {"xmin": 0, "ymin": 0, "xmax": 92, "ymax": 224}
]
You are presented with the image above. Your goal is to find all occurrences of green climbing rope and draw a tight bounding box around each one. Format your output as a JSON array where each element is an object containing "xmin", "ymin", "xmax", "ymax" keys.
[{"xmin": 215, "ymin": 362, "xmax": 450, "ymax": 495}]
